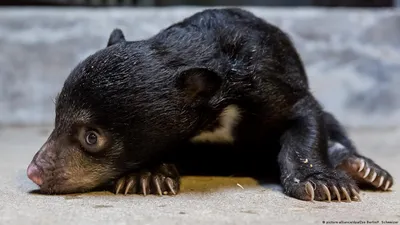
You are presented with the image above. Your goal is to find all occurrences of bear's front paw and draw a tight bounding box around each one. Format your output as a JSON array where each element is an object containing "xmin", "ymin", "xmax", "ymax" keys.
[
  {"xmin": 283, "ymin": 170, "xmax": 360, "ymax": 202},
  {"xmin": 114, "ymin": 163, "xmax": 180, "ymax": 196}
]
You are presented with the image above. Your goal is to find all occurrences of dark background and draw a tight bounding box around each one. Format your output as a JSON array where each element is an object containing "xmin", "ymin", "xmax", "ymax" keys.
[{"xmin": 0, "ymin": 0, "xmax": 396, "ymax": 7}]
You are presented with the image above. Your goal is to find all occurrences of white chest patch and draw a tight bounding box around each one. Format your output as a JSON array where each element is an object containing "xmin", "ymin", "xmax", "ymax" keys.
[{"xmin": 190, "ymin": 104, "xmax": 241, "ymax": 144}]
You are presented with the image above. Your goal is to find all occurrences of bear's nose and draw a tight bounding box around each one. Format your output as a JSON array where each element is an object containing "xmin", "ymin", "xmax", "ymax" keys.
[{"xmin": 27, "ymin": 163, "xmax": 43, "ymax": 186}]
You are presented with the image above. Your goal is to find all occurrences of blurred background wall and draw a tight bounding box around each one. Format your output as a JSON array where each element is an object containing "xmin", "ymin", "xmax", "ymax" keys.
[{"xmin": 0, "ymin": 1, "xmax": 399, "ymax": 128}]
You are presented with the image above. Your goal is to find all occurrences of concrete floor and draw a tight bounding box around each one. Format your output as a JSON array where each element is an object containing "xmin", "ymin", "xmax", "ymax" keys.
[{"xmin": 0, "ymin": 126, "xmax": 399, "ymax": 225}]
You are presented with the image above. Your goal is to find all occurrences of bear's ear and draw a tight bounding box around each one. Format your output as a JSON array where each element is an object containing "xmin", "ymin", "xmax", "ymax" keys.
[
  {"xmin": 107, "ymin": 28, "xmax": 126, "ymax": 47},
  {"xmin": 176, "ymin": 68, "xmax": 222, "ymax": 105}
]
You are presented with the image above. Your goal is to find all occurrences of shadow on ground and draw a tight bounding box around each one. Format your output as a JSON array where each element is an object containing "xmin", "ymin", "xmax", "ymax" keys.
[{"xmin": 25, "ymin": 173, "xmax": 282, "ymax": 197}]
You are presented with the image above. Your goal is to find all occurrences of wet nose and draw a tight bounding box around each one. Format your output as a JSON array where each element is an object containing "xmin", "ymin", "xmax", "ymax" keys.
[{"xmin": 27, "ymin": 163, "xmax": 43, "ymax": 186}]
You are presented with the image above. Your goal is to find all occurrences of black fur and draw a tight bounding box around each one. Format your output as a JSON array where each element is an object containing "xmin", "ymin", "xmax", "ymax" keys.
[{"xmin": 28, "ymin": 8, "xmax": 393, "ymax": 199}]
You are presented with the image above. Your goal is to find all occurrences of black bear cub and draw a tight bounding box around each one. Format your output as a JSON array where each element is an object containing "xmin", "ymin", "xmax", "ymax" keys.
[{"xmin": 27, "ymin": 8, "xmax": 393, "ymax": 202}]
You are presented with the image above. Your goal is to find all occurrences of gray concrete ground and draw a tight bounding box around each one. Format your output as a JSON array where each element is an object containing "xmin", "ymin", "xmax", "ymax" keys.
[{"xmin": 0, "ymin": 126, "xmax": 399, "ymax": 225}]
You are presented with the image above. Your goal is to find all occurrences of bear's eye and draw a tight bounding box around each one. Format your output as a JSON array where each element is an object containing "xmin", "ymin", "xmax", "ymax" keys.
[
  {"xmin": 85, "ymin": 131, "xmax": 98, "ymax": 145},
  {"xmin": 78, "ymin": 127, "xmax": 107, "ymax": 153}
]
